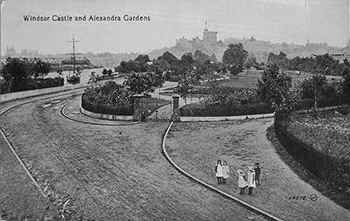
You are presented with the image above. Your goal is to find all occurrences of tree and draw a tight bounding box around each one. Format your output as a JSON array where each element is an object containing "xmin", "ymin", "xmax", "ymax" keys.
[
  {"xmin": 123, "ymin": 72, "xmax": 154, "ymax": 94},
  {"xmin": 32, "ymin": 59, "xmax": 51, "ymax": 78},
  {"xmin": 222, "ymin": 43, "xmax": 248, "ymax": 75},
  {"xmin": 177, "ymin": 78, "xmax": 191, "ymax": 104},
  {"xmin": 267, "ymin": 52, "xmax": 289, "ymax": 70},
  {"xmin": 257, "ymin": 64, "xmax": 292, "ymax": 108},
  {"xmin": 1, "ymin": 58, "xmax": 32, "ymax": 92},
  {"xmin": 180, "ymin": 53, "xmax": 194, "ymax": 70},
  {"xmin": 193, "ymin": 50, "xmax": 211, "ymax": 65},
  {"xmin": 102, "ymin": 68, "xmax": 108, "ymax": 75},
  {"xmin": 342, "ymin": 67, "xmax": 350, "ymax": 104},
  {"xmin": 300, "ymin": 74, "xmax": 327, "ymax": 100},
  {"xmin": 159, "ymin": 51, "xmax": 178, "ymax": 66}
]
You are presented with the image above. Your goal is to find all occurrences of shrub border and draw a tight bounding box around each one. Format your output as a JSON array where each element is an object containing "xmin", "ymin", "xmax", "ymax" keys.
[{"xmin": 274, "ymin": 106, "xmax": 350, "ymax": 189}]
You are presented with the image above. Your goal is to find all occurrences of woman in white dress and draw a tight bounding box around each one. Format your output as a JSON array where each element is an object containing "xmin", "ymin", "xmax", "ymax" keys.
[
  {"xmin": 237, "ymin": 169, "xmax": 248, "ymax": 194},
  {"xmin": 222, "ymin": 160, "xmax": 230, "ymax": 184},
  {"xmin": 215, "ymin": 160, "xmax": 223, "ymax": 184},
  {"xmin": 247, "ymin": 166, "xmax": 256, "ymax": 195}
]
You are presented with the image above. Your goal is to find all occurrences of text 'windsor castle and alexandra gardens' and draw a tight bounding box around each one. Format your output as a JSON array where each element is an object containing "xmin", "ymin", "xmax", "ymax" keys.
[{"xmin": 23, "ymin": 14, "xmax": 151, "ymax": 22}]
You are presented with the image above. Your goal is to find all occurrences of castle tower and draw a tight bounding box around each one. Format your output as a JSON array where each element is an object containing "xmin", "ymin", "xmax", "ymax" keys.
[{"xmin": 202, "ymin": 21, "xmax": 217, "ymax": 44}]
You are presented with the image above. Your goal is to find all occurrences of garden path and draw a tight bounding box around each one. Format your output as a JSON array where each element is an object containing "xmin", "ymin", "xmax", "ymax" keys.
[
  {"xmin": 166, "ymin": 120, "xmax": 350, "ymax": 221},
  {"xmin": 148, "ymin": 81, "xmax": 200, "ymax": 120}
]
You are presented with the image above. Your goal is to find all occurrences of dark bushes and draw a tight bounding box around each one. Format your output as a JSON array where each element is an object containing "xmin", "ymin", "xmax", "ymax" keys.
[
  {"xmin": 180, "ymin": 102, "xmax": 272, "ymax": 116},
  {"xmin": 81, "ymin": 94, "xmax": 133, "ymax": 115},
  {"xmin": 274, "ymin": 111, "xmax": 350, "ymax": 191},
  {"xmin": 0, "ymin": 77, "xmax": 64, "ymax": 94},
  {"xmin": 29, "ymin": 77, "xmax": 64, "ymax": 89},
  {"xmin": 67, "ymin": 75, "xmax": 80, "ymax": 84}
]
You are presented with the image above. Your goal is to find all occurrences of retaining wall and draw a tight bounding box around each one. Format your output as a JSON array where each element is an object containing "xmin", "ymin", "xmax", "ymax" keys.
[{"xmin": 80, "ymin": 106, "xmax": 134, "ymax": 121}]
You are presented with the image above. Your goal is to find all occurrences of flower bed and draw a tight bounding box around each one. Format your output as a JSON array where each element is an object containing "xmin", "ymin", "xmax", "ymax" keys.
[{"xmin": 275, "ymin": 109, "xmax": 350, "ymax": 191}]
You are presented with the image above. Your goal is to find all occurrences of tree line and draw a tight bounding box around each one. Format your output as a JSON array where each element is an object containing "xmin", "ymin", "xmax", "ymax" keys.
[
  {"xmin": 0, "ymin": 57, "xmax": 63, "ymax": 94},
  {"xmin": 115, "ymin": 43, "xmax": 252, "ymax": 82},
  {"xmin": 257, "ymin": 64, "xmax": 350, "ymax": 113},
  {"xmin": 267, "ymin": 52, "xmax": 349, "ymax": 76}
]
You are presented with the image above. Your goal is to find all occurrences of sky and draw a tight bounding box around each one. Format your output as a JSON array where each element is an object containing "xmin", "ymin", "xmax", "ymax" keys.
[{"xmin": 2, "ymin": 0, "xmax": 349, "ymax": 54}]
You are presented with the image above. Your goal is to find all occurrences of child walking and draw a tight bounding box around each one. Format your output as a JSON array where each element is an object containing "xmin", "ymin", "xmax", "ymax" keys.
[
  {"xmin": 237, "ymin": 169, "xmax": 248, "ymax": 194},
  {"xmin": 222, "ymin": 161, "xmax": 230, "ymax": 184},
  {"xmin": 254, "ymin": 163, "xmax": 261, "ymax": 185},
  {"xmin": 215, "ymin": 160, "xmax": 223, "ymax": 184},
  {"xmin": 247, "ymin": 166, "xmax": 256, "ymax": 195}
]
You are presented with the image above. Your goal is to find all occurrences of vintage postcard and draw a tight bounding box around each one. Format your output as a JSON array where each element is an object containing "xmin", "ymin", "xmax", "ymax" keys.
[{"xmin": 0, "ymin": 0, "xmax": 349, "ymax": 220}]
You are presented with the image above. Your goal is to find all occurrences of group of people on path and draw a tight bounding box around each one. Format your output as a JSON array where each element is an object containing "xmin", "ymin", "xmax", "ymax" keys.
[{"xmin": 215, "ymin": 160, "xmax": 261, "ymax": 195}]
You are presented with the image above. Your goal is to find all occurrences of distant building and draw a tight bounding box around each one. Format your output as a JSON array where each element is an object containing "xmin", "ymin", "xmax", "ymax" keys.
[
  {"xmin": 175, "ymin": 26, "xmax": 218, "ymax": 49},
  {"xmin": 203, "ymin": 28, "xmax": 217, "ymax": 45}
]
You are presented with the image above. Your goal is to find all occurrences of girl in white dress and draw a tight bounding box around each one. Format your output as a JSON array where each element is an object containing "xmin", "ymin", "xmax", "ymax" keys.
[
  {"xmin": 215, "ymin": 160, "xmax": 223, "ymax": 184},
  {"xmin": 247, "ymin": 166, "xmax": 256, "ymax": 195},
  {"xmin": 237, "ymin": 169, "xmax": 248, "ymax": 194},
  {"xmin": 222, "ymin": 160, "xmax": 230, "ymax": 184}
]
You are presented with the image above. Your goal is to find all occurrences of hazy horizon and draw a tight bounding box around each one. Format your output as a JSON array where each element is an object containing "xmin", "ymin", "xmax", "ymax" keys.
[{"xmin": 3, "ymin": 0, "xmax": 349, "ymax": 54}]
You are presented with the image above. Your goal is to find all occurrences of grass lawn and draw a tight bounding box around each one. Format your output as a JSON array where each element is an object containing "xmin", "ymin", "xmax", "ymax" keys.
[
  {"xmin": 204, "ymin": 70, "xmax": 340, "ymax": 90},
  {"xmin": 166, "ymin": 120, "xmax": 350, "ymax": 221}
]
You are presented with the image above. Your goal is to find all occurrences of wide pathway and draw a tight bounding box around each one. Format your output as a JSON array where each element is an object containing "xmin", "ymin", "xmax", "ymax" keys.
[
  {"xmin": 166, "ymin": 119, "xmax": 350, "ymax": 221},
  {"xmin": 0, "ymin": 94, "xmax": 267, "ymax": 220}
]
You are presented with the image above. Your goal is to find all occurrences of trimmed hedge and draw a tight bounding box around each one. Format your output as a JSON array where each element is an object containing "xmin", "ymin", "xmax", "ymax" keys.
[
  {"xmin": 30, "ymin": 77, "xmax": 64, "ymax": 89},
  {"xmin": 274, "ymin": 111, "xmax": 350, "ymax": 191},
  {"xmin": 180, "ymin": 102, "xmax": 273, "ymax": 117},
  {"xmin": 81, "ymin": 94, "xmax": 133, "ymax": 115},
  {"xmin": 0, "ymin": 77, "xmax": 64, "ymax": 94}
]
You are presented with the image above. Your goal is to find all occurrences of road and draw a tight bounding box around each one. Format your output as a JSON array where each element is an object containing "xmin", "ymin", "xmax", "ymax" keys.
[{"xmin": 0, "ymin": 92, "xmax": 266, "ymax": 220}]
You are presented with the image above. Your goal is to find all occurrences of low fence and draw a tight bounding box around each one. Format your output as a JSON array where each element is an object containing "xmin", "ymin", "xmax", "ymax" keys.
[
  {"xmin": 180, "ymin": 113, "xmax": 274, "ymax": 122},
  {"xmin": 274, "ymin": 110, "xmax": 350, "ymax": 189}
]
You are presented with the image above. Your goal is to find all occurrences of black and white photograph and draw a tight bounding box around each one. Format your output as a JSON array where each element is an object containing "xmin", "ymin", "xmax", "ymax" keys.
[{"xmin": 0, "ymin": 0, "xmax": 349, "ymax": 220}]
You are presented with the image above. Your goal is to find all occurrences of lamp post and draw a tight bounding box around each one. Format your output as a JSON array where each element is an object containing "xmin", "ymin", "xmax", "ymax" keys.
[{"xmin": 0, "ymin": 0, "xmax": 5, "ymax": 60}]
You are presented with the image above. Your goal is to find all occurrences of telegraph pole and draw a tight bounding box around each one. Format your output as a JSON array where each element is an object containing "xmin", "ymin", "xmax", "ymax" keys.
[
  {"xmin": 305, "ymin": 0, "xmax": 310, "ymax": 45},
  {"xmin": 67, "ymin": 36, "xmax": 79, "ymax": 74},
  {"xmin": 0, "ymin": 0, "xmax": 6, "ymax": 59}
]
